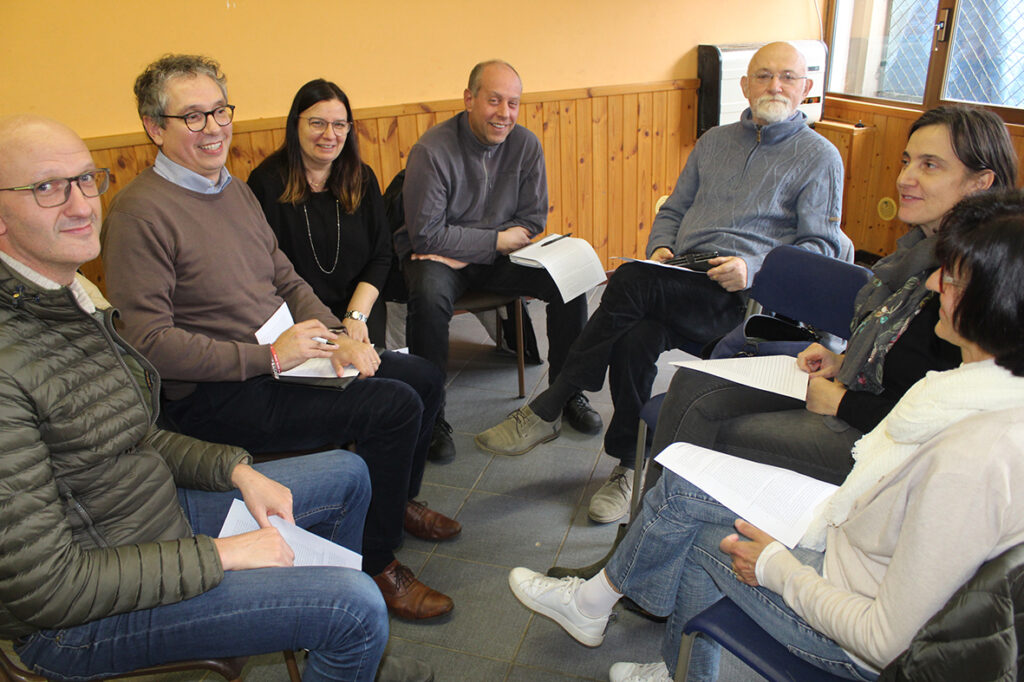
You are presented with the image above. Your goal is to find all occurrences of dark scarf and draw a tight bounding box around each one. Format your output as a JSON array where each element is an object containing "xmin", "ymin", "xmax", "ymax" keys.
[{"xmin": 837, "ymin": 228, "xmax": 939, "ymax": 394}]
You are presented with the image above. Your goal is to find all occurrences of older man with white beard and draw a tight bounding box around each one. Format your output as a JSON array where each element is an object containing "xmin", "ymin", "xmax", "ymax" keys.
[{"xmin": 477, "ymin": 41, "xmax": 851, "ymax": 525}]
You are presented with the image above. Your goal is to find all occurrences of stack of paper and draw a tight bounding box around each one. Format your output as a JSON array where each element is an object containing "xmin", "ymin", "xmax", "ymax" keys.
[{"xmin": 510, "ymin": 234, "xmax": 606, "ymax": 301}]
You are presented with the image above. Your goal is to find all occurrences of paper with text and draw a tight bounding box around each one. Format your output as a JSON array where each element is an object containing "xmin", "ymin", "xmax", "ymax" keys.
[
  {"xmin": 510, "ymin": 234, "xmax": 606, "ymax": 302},
  {"xmin": 613, "ymin": 256, "xmax": 710, "ymax": 275},
  {"xmin": 218, "ymin": 499, "xmax": 362, "ymax": 569},
  {"xmin": 671, "ymin": 355, "xmax": 808, "ymax": 401},
  {"xmin": 655, "ymin": 443, "xmax": 837, "ymax": 548},
  {"xmin": 255, "ymin": 302, "xmax": 358, "ymax": 379}
]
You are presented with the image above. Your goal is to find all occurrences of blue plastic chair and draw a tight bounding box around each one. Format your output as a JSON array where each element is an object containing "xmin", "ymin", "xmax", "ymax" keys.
[
  {"xmin": 676, "ymin": 597, "xmax": 847, "ymax": 681},
  {"xmin": 629, "ymin": 392, "xmax": 667, "ymax": 517},
  {"xmin": 748, "ymin": 245, "xmax": 873, "ymax": 339}
]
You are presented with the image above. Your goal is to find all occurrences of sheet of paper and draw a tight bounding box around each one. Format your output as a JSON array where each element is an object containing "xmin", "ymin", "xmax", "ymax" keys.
[
  {"xmin": 218, "ymin": 498, "xmax": 362, "ymax": 569},
  {"xmin": 613, "ymin": 256, "xmax": 710, "ymax": 275},
  {"xmin": 510, "ymin": 234, "xmax": 606, "ymax": 301},
  {"xmin": 671, "ymin": 355, "xmax": 808, "ymax": 401},
  {"xmin": 254, "ymin": 303, "xmax": 358, "ymax": 379},
  {"xmin": 655, "ymin": 443, "xmax": 838, "ymax": 548}
]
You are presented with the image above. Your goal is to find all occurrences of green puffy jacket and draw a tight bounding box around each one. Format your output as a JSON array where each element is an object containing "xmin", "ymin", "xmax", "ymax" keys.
[{"xmin": 0, "ymin": 262, "xmax": 250, "ymax": 638}]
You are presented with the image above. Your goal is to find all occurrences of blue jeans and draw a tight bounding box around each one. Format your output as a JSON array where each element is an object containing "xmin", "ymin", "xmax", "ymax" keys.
[
  {"xmin": 16, "ymin": 452, "xmax": 388, "ymax": 682},
  {"xmin": 606, "ymin": 470, "xmax": 876, "ymax": 681}
]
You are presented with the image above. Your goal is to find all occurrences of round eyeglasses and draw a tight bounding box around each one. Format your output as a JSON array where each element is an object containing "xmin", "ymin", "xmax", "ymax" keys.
[
  {"xmin": 0, "ymin": 169, "xmax": 111, "ymax": 208},
  {"xmin": 162, "ymin": 105, "xmax": 236, "ymax": 132},
  {"xmin": 300, "ymin": 117, "xmax": 353, "ymax": 135}
]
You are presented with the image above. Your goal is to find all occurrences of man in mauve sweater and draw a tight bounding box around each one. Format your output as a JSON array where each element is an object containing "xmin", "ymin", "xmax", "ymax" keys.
[
  {"xmin": 477, "ymin": 42, "xmax": 851, "ymax": 525},
  {"xmin": 101, "ymin": 54, "xmax": 456, "ymax": 630},
  {"xmin": 394, "ymin": 59, "xmax": 602, "ymax": 461}
]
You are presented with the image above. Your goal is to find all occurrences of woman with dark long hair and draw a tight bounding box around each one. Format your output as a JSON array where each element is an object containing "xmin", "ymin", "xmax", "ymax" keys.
[{"xmin": 249, "ymin": 80, "xmax": 460, "ymax": 621}]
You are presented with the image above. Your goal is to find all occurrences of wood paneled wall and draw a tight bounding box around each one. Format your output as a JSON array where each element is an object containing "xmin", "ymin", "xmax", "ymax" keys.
[
  {"xmin": 82, "ymin": 83, "xmax": 1024, "ymax": 292},
  {"xmin": 822, "ymin": 96, "xmax": 1024, "ymax": 256},
  {"xmin": 83, "ymin": 80, "xmax": 699, "ymax": 291}
]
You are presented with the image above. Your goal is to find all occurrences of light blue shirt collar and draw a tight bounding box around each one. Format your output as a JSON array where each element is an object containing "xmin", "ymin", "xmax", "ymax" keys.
[{"xmin": 153, "ymin": 151, "xmax": 232, "ymax": 194}]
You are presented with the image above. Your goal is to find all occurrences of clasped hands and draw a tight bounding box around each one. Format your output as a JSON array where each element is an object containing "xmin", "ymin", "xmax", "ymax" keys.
[
  {"xmin": 796, "ymin": 343, "xmax": 849, "ymax": 416},
  {"xmin": 410, "ymin": 225, "xmax": 533, "ymax": 270},
  {"xmin": 650, "ymin": 247, "xmax": 748, "ymax": 293},
  {"xmin": 271, "ymin": 318, "xmax": 381, "ymax": 378}
]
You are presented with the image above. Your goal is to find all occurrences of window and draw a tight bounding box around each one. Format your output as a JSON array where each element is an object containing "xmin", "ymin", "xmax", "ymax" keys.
[{"xmin": 827, "ymin": 0, "xmax": 1023, "ymax": 121}]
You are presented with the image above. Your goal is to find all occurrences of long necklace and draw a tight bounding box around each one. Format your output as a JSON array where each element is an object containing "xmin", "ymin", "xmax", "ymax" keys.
[{"xmin": 303, "ymin": 199, "xmax": 341, "ymax": 274}]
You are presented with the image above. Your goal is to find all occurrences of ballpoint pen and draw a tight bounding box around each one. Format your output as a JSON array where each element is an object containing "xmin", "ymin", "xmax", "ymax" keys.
[{"xmin": 541, "ymin": 232, "xmax": 573, "ymax": 247}]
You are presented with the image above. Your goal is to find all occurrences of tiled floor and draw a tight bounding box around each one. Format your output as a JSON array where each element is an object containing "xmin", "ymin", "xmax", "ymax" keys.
[{"xmin": 4, "ymin": 286, "xmax": 760, "ymax": 681}]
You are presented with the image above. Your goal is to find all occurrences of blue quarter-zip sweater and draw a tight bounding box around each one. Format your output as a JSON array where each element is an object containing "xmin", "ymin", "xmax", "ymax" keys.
[{"xmin": 647, "ymin": 109, "xmax": 849, "ymax": 286}]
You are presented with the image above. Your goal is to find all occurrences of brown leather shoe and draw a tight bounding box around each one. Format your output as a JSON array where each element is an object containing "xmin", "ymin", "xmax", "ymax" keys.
[
  {"xmin": 372, "ymin": 560, "xmax": 454, "ymax": 620},
  {"xmin": 404, "ymin": 500, "xmax": 462, "ymax": 541}
]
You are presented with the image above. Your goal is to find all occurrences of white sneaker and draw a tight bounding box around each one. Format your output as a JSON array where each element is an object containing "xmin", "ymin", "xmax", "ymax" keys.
[
  {"xmin": 608, "ymin": 661, "xmax": 672, "ymax": 682},
  {"xmin": 588, "ymin": 465, "xmax": 633, "ymax": 523},
  {"xmin": 508, "ymin": 567, "xmax": 608, "ymax": 646}
]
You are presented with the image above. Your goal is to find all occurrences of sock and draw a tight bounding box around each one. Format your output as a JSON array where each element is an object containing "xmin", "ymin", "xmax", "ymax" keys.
[
  {"xmin": 528, "ymin": 378, "xmax": 578, "ymax": 421},
  {"xmin": 575, "ymin": 569, "xmax": 622, "ymax": 618}
]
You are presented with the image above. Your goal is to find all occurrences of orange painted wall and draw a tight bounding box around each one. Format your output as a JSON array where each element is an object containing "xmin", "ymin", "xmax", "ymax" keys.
[{"xmin": 2, "ymin": 0, "xmax": 826, "ymax": 138}]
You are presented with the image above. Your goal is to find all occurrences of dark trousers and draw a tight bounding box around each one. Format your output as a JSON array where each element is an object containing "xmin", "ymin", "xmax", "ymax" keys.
[
  {"xmin": 651, "ymin": 367, "xmax": 859, "ymax": 485},
  {"xmin": 403, "ymin": 255, "xmax": 588, "ymax": 382},
  {"xmin": 162, "ymin": 351, "xmax": 444, "ymax": 575},
  {"xmin": 557, "ymin": 262, "xmax": 747, "ymax": 464}
]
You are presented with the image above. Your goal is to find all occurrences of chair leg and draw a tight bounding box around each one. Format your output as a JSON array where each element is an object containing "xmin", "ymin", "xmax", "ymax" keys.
[
  {"xmin": 675, "ymin": 632, "xmax": 698, "ymax": 681},
  {"xmin": 283, "ymin": 650, "xmax": 301, "ymax": 682},
  {"xmin": 514, "ymin": 297, "xmax": 525, "ymax": 399},
  {"xmin": 631, "ymin": 420, "xmax": 648, "ymax": 519}
]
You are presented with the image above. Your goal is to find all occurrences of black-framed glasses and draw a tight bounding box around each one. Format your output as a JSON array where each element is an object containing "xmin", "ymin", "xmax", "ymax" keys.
[
  {"xmin": 0, "ymin": 168, "xmax": 111, "ymax": 208},
  {"xmin": 751, "ymin": 71, "xmax": 807, "ymax": 86},
  {"xmin": 162, "ymin": 105, "xmax": 235, "ymax": 132},
  {"xmin": 300, "ymin": 117, "xmax": 352, "ymax": 135}
]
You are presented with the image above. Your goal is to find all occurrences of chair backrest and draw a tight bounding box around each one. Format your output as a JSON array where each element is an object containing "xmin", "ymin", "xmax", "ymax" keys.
[{"xmin": 749, "ymin": 245, "xmax": 872, "ymax": 339}]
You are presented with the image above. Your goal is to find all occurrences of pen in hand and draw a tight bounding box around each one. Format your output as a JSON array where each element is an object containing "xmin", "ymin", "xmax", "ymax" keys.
[
  {"xmin": 312, "ymin": 336, "xmax": 337, "ymax": 347},
  {"xmin": 541, "ymin": 232, "xmax": 573, "ymax": 247}
]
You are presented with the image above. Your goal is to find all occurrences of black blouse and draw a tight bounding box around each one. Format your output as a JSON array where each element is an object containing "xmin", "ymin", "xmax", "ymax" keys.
[{"xmin": 247, "ymin": 156, "xmax": 392, "ymax": 321}]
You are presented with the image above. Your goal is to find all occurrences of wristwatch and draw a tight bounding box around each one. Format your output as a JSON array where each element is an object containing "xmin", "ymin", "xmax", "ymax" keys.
[{"xmin": 343, "ymin": 310, "xmax": 368, "ymax": 323}]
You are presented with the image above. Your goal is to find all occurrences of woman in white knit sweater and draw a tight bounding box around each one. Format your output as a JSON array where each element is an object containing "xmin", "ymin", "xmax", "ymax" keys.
[{"xmin": 507, "ymin": 188, "xmax": 1024, "ymax": 681}]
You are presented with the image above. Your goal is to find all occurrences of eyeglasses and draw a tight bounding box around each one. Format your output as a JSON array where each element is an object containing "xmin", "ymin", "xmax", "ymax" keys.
[
  {"xmin": 301, "ymin": 117, "xmax": 353, "ymax": 135},
  {"xmin": 938, "ymin": 266, "xmax": 966, "ymax": 293},
  {"xmin": 751, "ymin": 71, "xmax": 807, "ymax": 86},
  {"xmin": 0, "ymin": 169, "xmax": 111, "ymax": 208},
  {"xmin": 162, "ymin": 105, "xmax": 235, "ymax": 132}
]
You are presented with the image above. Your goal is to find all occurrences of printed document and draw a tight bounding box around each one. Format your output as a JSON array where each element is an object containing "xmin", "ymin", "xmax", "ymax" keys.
[
  {"xmin": 255, "ymin": 303, "xmax": 358, "ymax": 379},
  {"xmin": 655, "ymin": 443, "xmax": 838, "ymax": 548},
  {"xmin": 671, "ymin": 355, "xmax": 808, "ymax": 401},
  {"xmin": 219, "ymin": 498, "xmax": 362, "ymax": 569},
  {"xmin": 614, "ymin": 256, "xmax": 710, "ymax": 275},
  {"xmin": 510, "ymin": 234, "xmax": 606, "ymax": 302}
]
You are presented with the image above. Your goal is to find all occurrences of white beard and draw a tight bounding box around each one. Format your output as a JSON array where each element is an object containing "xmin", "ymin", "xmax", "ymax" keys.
[{"xmin": 752, "ymin": 96, "xmax": 794, "ymax": 125}]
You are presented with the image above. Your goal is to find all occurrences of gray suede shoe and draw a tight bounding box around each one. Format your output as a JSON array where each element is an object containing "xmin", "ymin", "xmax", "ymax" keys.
[
  {"xmin": 588, "ymin": 466, "xmax": 633, "ymax": 523},
  {"xmin": 475, "ymin": 406, "xmax": 560, "ymax": 455}
]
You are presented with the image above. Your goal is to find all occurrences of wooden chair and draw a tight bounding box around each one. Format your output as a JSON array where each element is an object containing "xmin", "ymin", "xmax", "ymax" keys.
[
  {"xmin": 453, "ymin": 290, "xmax": 526, "ymax": 398},
  {"xmin": 0, "ymin": 645, "xmax": 301, "ymax": 682}
]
